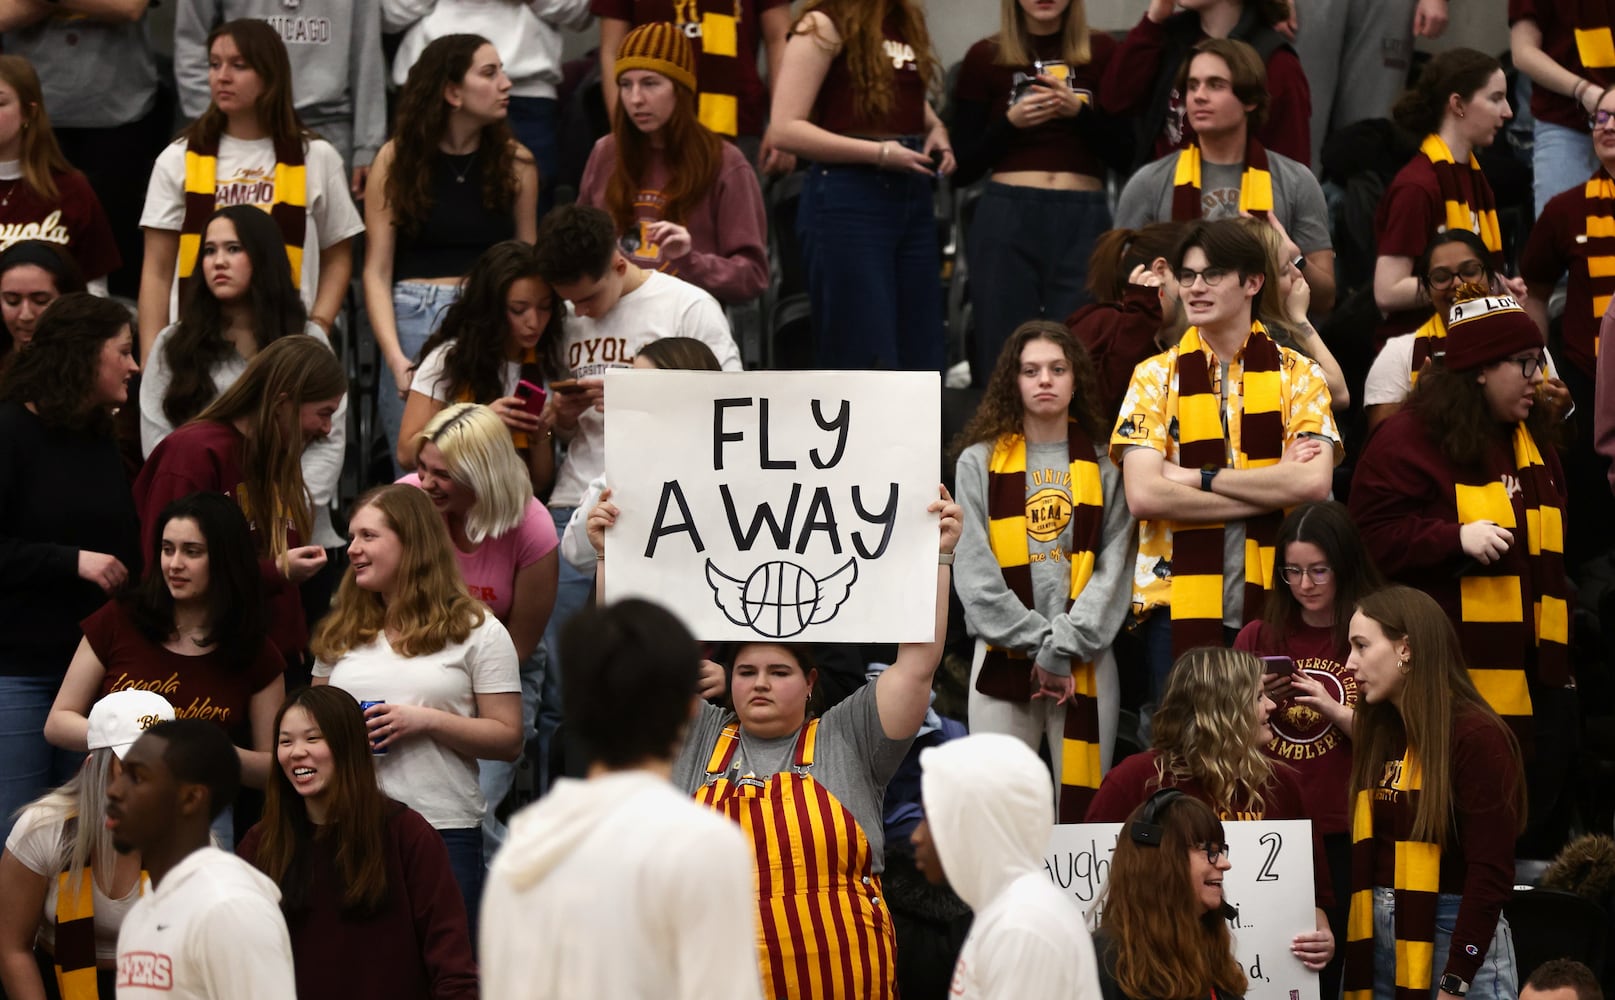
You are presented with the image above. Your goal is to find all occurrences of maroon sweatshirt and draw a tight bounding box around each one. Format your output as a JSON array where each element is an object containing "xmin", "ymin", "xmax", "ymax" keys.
[
  {"xmin": 131, "ymin": 420, "xmax": 307, "ymax": 659},
  {"xmin": 238, "ymin": 803, "xmax": 478, "ymax": 1000},
  {"xmin": 577, "ymin": 135, "xmax": 768, "ymax": 304},
  {"xmin": 1361, "ymin": 710, "xmax": 1520, "ymax": 984},
  {"xmin": 1067, "ymin": 285, "xmax": 1167, "ymax": 422}
]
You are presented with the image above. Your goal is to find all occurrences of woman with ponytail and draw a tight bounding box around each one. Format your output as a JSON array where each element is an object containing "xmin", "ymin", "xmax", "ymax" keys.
[
  {"xmin": 1065, "ymin": 222, "xmax": 1184, "ymax": 418},
  {"xmin": 1373, "ymin": 48, "xmax": 1524, "ymax": 343}
]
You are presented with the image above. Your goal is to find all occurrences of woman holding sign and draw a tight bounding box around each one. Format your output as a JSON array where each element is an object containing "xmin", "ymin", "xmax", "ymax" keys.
[
  {"xmin": 1095, "ymin": 791, "xmax": 1246, "ymax": 1000},
  {"xmin": 1343, "ymin": 586, "xmax": 1524, "ymax": 1000},
  {"xmin": 585, "ymin": 485, "xmax": 961, "ymax": 1000},
  {"xmin": 951, "ymin": 320, "xmax": 1134, "ymax": 823},
  {"xmin": 1086, "ymin": 647, "xmax": 1336, "ymax": 972}
]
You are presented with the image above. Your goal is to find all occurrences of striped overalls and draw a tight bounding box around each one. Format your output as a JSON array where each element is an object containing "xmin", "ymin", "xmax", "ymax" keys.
[{"xmin": 695, "ymin": 720, "xmax": 898, "ymax": 1000}]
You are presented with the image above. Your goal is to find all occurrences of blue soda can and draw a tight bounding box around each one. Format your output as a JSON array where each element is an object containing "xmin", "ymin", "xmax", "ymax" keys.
[{"xmin": 359, "ymin": 700, "xmax": 388, "ymax": 754}]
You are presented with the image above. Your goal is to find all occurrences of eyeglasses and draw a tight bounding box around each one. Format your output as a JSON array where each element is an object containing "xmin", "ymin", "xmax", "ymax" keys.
[
  {"xmin": 1591, "ymin": 109, "xmax": 1615, "ymax": 131},
  {"xmin": 1174, "ymin": 267, "xmax": 1232, "ymax": 288},
  {"xmin": 1501, "ymin": 352, "xmax": 1548, "ymax": 379},
  {"xmin": 1198, "ymin": 842, "xmax": 1230, "ymax": 865},
  {"xmin": 1424, "ymin": 260, "xmax": 1486, "ymax": 289},
  {"xmin": 1281, "ymin": 565, "xmax": 1333, "ymax": 585}
]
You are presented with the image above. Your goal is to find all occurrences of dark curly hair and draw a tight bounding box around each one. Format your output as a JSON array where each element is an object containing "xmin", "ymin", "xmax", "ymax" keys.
[
  {"xmin": 1407, "ymin": 363, "xmax": 1558, "ymax": 468},
  {"xmin": 412, "ymin": 240, "xmax": 564, "ymax": 396},
  {"xmin": 533, "ymin": 204, "xmax": 618, "ymax": 286},
  {"xmin": 951, "ymin": 320, "xmax": 1105, "ymax": 459},
  {"xmin": 0, "ymin": 292, "xmax": 131, "ymax": 433},
  {"xmin": 384, "ymin": 35, "xmax": 522, "ymax": 236},
  {"xmin": 161, "ymin": 205, "xmax": 308, "ymax": 429}
]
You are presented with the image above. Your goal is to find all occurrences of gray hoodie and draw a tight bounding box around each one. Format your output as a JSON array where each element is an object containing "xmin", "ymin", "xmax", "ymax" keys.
[
  {"xmin": 921, "ymin": 734, "xmax": 1103, "ymax": 999},
  {"xmin": 480, "ymin": 771, "xmax": 764, "ymax": 1000},
  {"xmin": 173, "ymin": 0, "xmax": 386, "ymax": 167}
]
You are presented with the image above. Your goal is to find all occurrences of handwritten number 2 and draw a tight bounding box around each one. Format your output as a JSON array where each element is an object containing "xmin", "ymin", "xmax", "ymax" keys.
[{"xmin": 1255, "ymin": 832, "xmax": 1281, "ymax": 882}]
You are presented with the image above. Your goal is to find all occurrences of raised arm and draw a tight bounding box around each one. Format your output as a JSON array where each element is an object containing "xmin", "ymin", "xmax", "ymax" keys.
[{"xmin": 874, "ymin": 487, "xmax": 959, "ymax": 740}]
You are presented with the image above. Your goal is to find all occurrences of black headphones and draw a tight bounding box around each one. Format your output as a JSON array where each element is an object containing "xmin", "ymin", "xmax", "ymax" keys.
[
  {"xmin": 1127, "ymin": 787, "xmax": 1185, "ymax": 847},
  {"xmin": 1126, "ymin": 787, "xmax": 1240, "ymax": 923}
]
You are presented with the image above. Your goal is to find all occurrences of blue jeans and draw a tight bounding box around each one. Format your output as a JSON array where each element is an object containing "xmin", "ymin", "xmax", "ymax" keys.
[
  {"xmin": 969, "ymin": 184, "xmax": 1109, "ymax": 381},
  {"xmin": 507, "ymin": 96, "xmax": 559, "ymax": 219},
  {"xmin": 797, "ymin": 151, "xmax": 945, "ymax": 371},
  {"xmin": 439, "ymin": 826, "xmax": 484, "ymax": 941},
  {"xmin": 378, "ymin": 282, "xmax": 461, "ymax": 478},
  {"xmin": 536, "ymin": 505, "xmax": 595, "ymax": 792},
  {"xmin": 1533, "ymin": 120, "xmax": 1598, "ymax": 219},
  {"xmin": 0, "ymin": 674, "xmax": 83, "ymax": 844},
  {"xmin": 478, "ymin": 643, "xmax": 545, "ymax": 863},
  {"xmin": 1371, "ymin": 888, "xmax": 1517, "ymax": 1000}
]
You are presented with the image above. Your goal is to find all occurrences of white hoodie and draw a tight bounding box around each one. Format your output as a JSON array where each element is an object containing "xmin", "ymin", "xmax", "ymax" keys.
[
  {"xmin": 114, "ymin": 846, "xmax": 294, "ymax": 999},
  {"xmin": 920, "ymin": 734, "xmax": 1103, "ymax": 1000},
  {"xmin": 480, "ymin": 770, "xmax": 764, "ymax": 1000}
]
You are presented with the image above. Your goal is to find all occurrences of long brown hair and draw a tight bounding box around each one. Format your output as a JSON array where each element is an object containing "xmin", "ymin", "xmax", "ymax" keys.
[
  {"xmin": 1100, "ymin": 793, "xmax": 1248, "ymax": 999},
  {"xmin": 0, "ymin": 292, "xmax": 129, "ymax": 433},
  {"xmin": 1349, "ymin": 587, "xmax": 1525, "ymax": 844},
  {"xmin": 605, "ymin": 76, "xmax": 722, "ymax": 232},
  {"xmin": 1152, "ymin": 647, "xmax": 1274, "ymax": 817},
  {"xmin": 799, "ymin": 0, "xmax": 939, "ymax": 124},
  {"xmin": 252, "ymin": 686, "xmax": 391, "ymax": 914},
  {"xmin": 994, "ymin": 0, "xmax": 1090, "ymax": 67},
  {"xmin": 384, "ymin": 35, "xmax": 520, "ymax": 235},
  {"xmin": 952, "ymin": 320, "xmax": 1105, "ymax": 456},
  {"xmin": 1392, "ymin": 48, "xmax": 1503, "ymax": 138},
  {"xmin": 194, "ymin": 335, "xmax": 346, "ymax": 559},
  {"xmin": 311, "ymin": 485, "xmax": 486, "ymax": 662},
  {"xmin": 182, "ymin": 20, "xmax": 307, "ymax": 149},
  {"xmin": 1406, "ymin": 362, "xmax": 1557, "ymax": 468},
  {"xmin": 0, "ymin": 56, "xmax": 73, "ymax": 201}
]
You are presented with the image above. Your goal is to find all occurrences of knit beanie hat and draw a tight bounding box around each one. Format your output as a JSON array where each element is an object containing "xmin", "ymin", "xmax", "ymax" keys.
[
  {"xmin": 615, "ymin": 23, "xmax": 698, "ymax": 94},
  {"xmin": 1442, "ymin": 294, "xmax": 1544, "ymax": 372}
]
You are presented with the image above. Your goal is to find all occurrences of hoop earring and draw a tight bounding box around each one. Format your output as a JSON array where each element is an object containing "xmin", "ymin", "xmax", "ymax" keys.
[{"xmin": 1397, "ymin": 656, "xmax": 1411, "ymax": 676}]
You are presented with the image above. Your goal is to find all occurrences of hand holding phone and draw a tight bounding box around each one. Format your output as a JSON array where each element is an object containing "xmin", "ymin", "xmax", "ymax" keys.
[{"xmin": 515, "ymin": 379, "xmax": 547, "ymax": 417}]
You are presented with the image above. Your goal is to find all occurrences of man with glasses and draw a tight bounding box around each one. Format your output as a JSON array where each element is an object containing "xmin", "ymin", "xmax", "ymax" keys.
[
  {"xmin": 1111, "ymin": 218, "xmax": 1341, "ymax": 742},
  {"xmin": 1114, "ymin": 38, "xmax": 1337, "ymax": 311},
  {"xmin": 1521, "ymin": 85, "xmax": 1615, "ymax": 572}
]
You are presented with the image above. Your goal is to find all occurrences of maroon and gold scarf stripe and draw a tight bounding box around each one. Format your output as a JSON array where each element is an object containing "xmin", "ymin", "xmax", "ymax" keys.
[
  {"xmin": 972, "ymin": 421, "xmax": 1106, "ymax": 822},
  {"xmin": 1169, "ymin": 324, "xmax": 1286, "ymax": 658},
  {"xmin": 1171, "ymin": 138, "xmax": 1273, "ymax": 222},
  {"xmin": 1583, "ymin": 171, "xmax": 1615, "ymax": 336},
  {"xmin": 1420, "ymin": 134, "xmax": 1502, "ymax": 261}
]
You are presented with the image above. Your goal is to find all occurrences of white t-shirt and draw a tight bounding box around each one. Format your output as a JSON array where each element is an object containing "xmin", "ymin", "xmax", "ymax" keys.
[
  {"xmin": 312, "ymin": 615, "xmax": 520, "ymax": 829},
  {"xmin": 410, "ymin": 340, "xmax": 522, "ymax": 402},
  {"xmin": 552, "ymin": 270, "xmax": 740, "ymax": 507},
  {"xmin": 140, "ymin": 135, "xmax": 366, "ymax": 316},
  {"xmin": 481, "ymin": 772, "xmax": 763, "ymax": 1000},
  {"xmin": 1365, "ymin": 333, "xmax": 1563, "ymax": 407},
  {"xmin": 115, "ymin": 847, "xmax": 294, "ymax": 1000},
  {"xmin": 5, "ymin": 806, "xmax": 144, "ymax": 961},
  {"xmin": 138, "ymin": 322, "xmax": 349, "ymax": 548}
]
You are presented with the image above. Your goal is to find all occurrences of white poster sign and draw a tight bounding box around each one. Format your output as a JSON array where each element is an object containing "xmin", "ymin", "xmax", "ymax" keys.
[
  {"xmin": 603, "ymin": 370, "xmax": 942, "ymax": 642},
  {"xmin": 1046, "ymin": 821, "xmax": 1319, "ymax": 1000}
]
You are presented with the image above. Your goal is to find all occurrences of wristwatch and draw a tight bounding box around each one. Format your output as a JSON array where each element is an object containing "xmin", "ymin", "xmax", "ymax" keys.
[
  {"xmin": 1200, "ymin": 466, "xmax": 1218, "ymax": 493},
  {"xmin": 1439, "ymin": 974, "xmax": 1470, "ymax": 997}
]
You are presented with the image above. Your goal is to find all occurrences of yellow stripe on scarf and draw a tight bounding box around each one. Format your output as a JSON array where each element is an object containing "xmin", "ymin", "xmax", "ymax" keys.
[
  {"xmin": 178, "ymin": 150, "xmax": 218, "ymax": 280},
  {"xmin": 1577, "ymin": 26, "xmax": 1615, "ymax": 69},
  {"xmin": 1173, "ymin": 144, "xmax": 1274, "ymax": 216},
  {"xmin": 276, "ymin": 161, "xmax": 307, "ymax": 279},
  {"xmin": 1419, "ymin": 134, "xmax": 1502, "ymax": 253}
]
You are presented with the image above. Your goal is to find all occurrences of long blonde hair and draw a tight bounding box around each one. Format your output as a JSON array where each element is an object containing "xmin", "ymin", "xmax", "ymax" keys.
[
  {"xmin": 311, "ymin": 485, "xmax": 485, "ymax": 661},
  {"xmin": 1152, "ymin": 647, "xmax": 1275, "ymax": 816},
  {"xmin": 995, "ymin": 0, "xmax": 1091, "ymax": 67},
  {"xmin": 415, "ymin": 403, "xmax": 531, "ymax": 544},
  {"xmin": 195, "ymin": 336, "xmax": 346, "ymax": 560},
  {"xmin": 14, "ymin": 750, "xmax": 122, "ymax": 900}
]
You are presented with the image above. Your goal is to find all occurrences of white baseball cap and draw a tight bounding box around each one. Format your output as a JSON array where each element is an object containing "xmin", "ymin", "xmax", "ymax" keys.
[{"xmin": 86, "ymin": 690, "xmax": 176, "ymax": 759}]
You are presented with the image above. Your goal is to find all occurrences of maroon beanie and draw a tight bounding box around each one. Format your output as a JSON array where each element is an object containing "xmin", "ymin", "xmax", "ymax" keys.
[{"xmin": 1442, "ymin": 295, "xmax": 1544, "ymax": 372}]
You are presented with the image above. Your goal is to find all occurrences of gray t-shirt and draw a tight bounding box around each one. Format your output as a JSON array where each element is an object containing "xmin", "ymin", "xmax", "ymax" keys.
[
  {"xmin": 1113, "ymin": 147, "xmax": 1332, "ymax": 255},
  {"xmin": 673, "ymin": 682, "xmax": 910, "ymax": 872}
]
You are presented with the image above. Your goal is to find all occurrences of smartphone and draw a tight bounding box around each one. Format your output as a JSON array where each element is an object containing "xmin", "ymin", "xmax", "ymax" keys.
[
  {"xmin": 515, "ymin": 379, "xmax": 547, "ymax": 416},
  {"xmin": 549, "ymin": 379, "xmax": 587, "ymax": 395},
  {"xmin": 1260, "ymin": 655, "xmax": 1296, "ymax": 677}
]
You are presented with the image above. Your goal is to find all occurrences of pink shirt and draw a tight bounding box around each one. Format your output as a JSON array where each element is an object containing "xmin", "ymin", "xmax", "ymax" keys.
[{"xmin": 398, "ymin": 475, "xmax": 558, "ymax": 621}]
